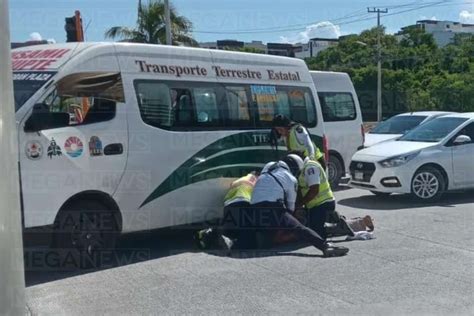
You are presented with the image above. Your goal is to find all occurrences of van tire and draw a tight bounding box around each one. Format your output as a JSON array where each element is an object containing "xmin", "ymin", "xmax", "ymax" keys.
[
  {"xmin": 53, "ymin": 200, "xmax": 119, "ymax": 269},
  {"xmin": 328, "ymin": 155, "xmax": 343, "ymax": 188}
]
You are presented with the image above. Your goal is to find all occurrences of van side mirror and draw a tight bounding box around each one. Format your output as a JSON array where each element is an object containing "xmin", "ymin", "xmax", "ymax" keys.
[
  {"xmin": 453, "ymin": 135, "xmax": 471, "ymax": 145},
  {"xmin": 24, "ymin": 103, "xmax": 70, "ymax": 132}
]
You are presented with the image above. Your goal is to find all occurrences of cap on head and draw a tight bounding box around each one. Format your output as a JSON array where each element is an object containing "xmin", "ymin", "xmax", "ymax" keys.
[
  {"xmin": 272, "ymin": 114, "xmax": 291, "ymax": 128},
  {"xmin": 282, "ymin": 154, "xmax": 304, "ymax": 177}
]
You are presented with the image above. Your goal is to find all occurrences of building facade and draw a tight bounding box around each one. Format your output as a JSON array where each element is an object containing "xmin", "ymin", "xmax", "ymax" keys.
[
  {"xmin": 294, "ymin": 38, "xmax": 339, "ymax": 59},
  {"xmin": 396, "ymin": 20, "xmax": 474, "ymax": 47}
]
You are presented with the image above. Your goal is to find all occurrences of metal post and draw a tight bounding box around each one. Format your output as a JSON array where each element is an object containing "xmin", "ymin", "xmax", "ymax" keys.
[
  {"xmin": 164, "ymin": 0, "xmax": 172, "ymax": 45},
  {"xmin": 368, "ymin": 7, "xmax": 388, "ymax": 122},
  {"xmin": 0, "ymin": 0, "xmax": 26, "ymax": 314}
]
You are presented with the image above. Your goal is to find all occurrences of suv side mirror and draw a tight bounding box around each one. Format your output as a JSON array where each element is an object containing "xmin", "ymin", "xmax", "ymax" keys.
[
  {"xmin": 453, "ymin": 135, "xmax": 471, "ymax": 146},
  {"xmin": 24, "ymin": 103, "xmax": 70, "ymax": 132}
]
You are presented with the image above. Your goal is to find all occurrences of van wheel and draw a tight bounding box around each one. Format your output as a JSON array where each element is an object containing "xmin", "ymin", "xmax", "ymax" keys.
[
  {"xmin": 328, "ymin": 155, "xmax": 343, "ymax": 188},
  {"xmin": 53, "ymin": 200, "xmax": 119, "ymax": 269},
  {"xmin": 411, "ymin": 166, "xmax": 445, "ymax": 202}
]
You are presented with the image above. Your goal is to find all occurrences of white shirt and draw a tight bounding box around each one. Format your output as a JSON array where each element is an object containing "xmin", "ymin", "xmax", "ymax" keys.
[
  {"xmin": 293, "ymin": 125, "xmax": 315, "ymax": 158},
  {"xmin": 250, "ymin": 161, "xmax": 298, "ymax": 212},
  {"xmin": 303, "ymin": 157, "xmax": 321, "ymax": 187}
]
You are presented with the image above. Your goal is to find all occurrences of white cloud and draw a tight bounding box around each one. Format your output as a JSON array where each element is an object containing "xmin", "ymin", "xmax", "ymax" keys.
[
  {"xmin": 280, "ymin": 21, "xmax": 341, "ymax": 44},
  {"xmin": 29, "ymin": 32, "xmax": 42, "ymax": 41},
  {"xmin": 459, "ymin": 10, "xmax": 474, "ymax": 23}
]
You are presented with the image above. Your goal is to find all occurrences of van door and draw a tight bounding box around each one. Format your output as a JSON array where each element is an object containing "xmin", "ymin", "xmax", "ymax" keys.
[{"xmin": 19, "ymin": 72, "xmax": 128, "ymax": 228}]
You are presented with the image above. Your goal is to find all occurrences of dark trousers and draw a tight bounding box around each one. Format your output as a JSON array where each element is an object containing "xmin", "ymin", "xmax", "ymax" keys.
[
  {"xmin": 308, "ymin": 200, "xmax": 336, "ymax": 240},
  {"xmin": 250, "ymin": 201, "xmax": 327, "ymax": 251},
  {"xmin": 219, "ymin": 201, "xmax": 251, "ymax": 240}
]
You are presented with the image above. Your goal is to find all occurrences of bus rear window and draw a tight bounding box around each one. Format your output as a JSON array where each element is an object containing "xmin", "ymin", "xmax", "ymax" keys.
[
  {"xmin": 13, "ymin": 71, "xmax": 55, "ymax": 111},
  {"xmin": 135, "ymin": 80, "xmax": 317, "ymax": 130}
]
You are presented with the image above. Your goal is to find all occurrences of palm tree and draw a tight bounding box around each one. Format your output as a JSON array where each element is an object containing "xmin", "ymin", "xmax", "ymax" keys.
[{"xmin": 105, "ymin": 0, "xmax": 197, "ymax": 46}]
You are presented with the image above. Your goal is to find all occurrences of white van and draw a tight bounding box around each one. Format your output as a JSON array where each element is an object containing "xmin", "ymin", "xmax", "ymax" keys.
[
  {"xmin": 310, "ymin": 71, "xmax": 364, "ymax": 187},
  {"xmin": 13, "ymin": 42, "xmax": 326, "ymax": 257}
]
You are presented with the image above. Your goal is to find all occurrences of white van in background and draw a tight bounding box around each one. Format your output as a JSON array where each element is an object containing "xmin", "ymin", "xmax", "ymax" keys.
[
  {"xmin": 13, "ymin": 42, "xmax": 326, "ymax": 260},
  {"xmin": 310, "ymin": 71, "xmax": 364, "ymax": 187}
]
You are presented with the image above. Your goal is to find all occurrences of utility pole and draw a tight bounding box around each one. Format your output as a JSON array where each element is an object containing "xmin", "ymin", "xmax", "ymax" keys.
[
  {"xmin": 0, "ymin": 0, "xmax": 26, "ymax": 314},
  {"xmin": 164, "ymin": 0, "xmax": 172, "ymax": 45},
  {"xmin": 368, "ymin": 7, "xmax": 388, "ymax": 122}
]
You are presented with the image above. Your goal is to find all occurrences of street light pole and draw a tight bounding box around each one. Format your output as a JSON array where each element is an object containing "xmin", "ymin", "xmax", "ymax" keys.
[
  {"xmin": 0, "ymin": 0, "xmax": 26, "ymax": 314},
  {"xmin": 164, "ymin": 0, "xmax": 172, "ymax": 45},
  {"xmin": 368, "ymin": 7, "xmax": 388, "ymax": 122}
]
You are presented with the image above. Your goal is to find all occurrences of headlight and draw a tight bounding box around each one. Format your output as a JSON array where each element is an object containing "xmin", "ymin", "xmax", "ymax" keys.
[{"xmin": 379, "ymin": 151, "xmax": 420, "ymax": 168}]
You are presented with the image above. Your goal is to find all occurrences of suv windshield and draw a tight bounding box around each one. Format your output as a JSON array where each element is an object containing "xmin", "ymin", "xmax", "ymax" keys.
[
  {"xmin": 370, "ymin": 115, "xmax": 426, "ymax": 134},
  {"xmin": 399, "ymin": 117, "xmax": 468, "ymax": 142},
  {"xmin": 12, "ymin": 71, "xmax": 55, "ymax": 111}
]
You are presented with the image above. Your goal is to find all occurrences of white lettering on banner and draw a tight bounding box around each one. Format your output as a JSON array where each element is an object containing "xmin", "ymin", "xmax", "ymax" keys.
[
  {"xmin": 11, "ymin": 48, "xmax": 71, "ymax": 71},
  {"xmin": 135, "ymin": 59, "xmax": 302, "ymax": 82}
]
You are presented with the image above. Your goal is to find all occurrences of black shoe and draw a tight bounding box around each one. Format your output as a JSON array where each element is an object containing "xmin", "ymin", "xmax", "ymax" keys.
[
  {"xmin": 323, "ymin": 242, "xmax": 349, "ymax": 257},
  {"xmin": 194, "ymin": 228, "xmax": 216, "ymax": 250}
]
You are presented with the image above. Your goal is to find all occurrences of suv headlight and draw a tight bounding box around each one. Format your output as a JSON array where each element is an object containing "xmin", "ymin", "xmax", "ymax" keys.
[{"xmin": 379, "ymin": 151, "xmax": 420, "ymax": 168}]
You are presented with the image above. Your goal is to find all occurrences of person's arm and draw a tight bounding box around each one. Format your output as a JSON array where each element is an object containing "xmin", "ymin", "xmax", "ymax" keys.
[
  {"xmin": 301, "ymin": 164, "xmax": 321, "ymax": 207},
  {"xmin": 285, "ymin": 179, "xmax": 297, "ymax": 212},
  {"xmin": 296, "ymin": 127, "xmax": 315, "ymax": 158},
  {"xmin": 302, "ymin": 184, "xmax": 319, "ymax": 206}
]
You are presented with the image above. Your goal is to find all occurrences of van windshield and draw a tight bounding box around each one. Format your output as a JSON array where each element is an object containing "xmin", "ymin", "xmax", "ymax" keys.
[{"xmin": 12, "ymin": 71, "xmax": 55, "ymax": 111}]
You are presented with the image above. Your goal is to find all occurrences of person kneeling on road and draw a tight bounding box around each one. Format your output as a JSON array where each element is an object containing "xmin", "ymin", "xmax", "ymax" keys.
[
  {"xmin": 194, "ymin": 172, "xmax": 258, "ymax": 251},
  {"xmin": 249, "ymin": 154, "xmax": 348, "ymax": 257},
  {"xmin": 297, "ymin": 155, "xmax": 354, "ymax": 240}
]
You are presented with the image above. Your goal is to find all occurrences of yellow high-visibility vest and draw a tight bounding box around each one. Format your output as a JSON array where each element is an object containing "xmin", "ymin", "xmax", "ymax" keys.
[
  {"xmin": 287, "ymin": 124, "xmax": 323, "ymax": 160},
  {"xmin": 223, "ymin": 173, "xmax": 257, "ymax": 206},
  {"xmin": 298, "ymin": 159, "xmax": 334, "ymax": 209}
]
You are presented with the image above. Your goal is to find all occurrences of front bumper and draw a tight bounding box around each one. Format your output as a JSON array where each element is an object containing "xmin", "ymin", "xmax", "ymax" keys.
[{"xmin": 348, "ymin": 160, "xmax": 414, "ymax": 194}]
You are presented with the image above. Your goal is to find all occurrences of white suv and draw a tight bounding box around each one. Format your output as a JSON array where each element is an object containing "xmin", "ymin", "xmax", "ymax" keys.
[{"xmin": 349, "ymin": 113, "xmax": 474, "ymax": 201}]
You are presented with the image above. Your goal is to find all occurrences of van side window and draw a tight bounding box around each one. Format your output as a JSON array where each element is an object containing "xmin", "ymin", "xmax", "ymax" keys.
[
  {"xmin": 252, "ymin": 85, "xmax": 317, "ymax": 128},
  {"xmin": 193, "ymin": 88, "xmax": 219, "ymax": 124},
  {"xmin": 137, "ymin": 82, "xmax": 174, "ymax": 127},
  {"xmin": 134, "ymin": 80, "xmax": 317, "ymax": 130},
  {"xmin": 318, "ymin": 92, "xmax": 356, "ymax": 122},
  {"xmin": 224, "ymin": 86, "xmax": 251, "ymax": 126},
  {"xmin": 44, "ymin": 93, "xmax": 116, "ymax": 127}
]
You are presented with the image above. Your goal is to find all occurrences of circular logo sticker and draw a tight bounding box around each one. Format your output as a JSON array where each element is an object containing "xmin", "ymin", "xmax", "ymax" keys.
[
  {"xmin": 64, "ymin": 136, "xmax": 84, "ymax": 158},
  {"xmin": 25, "ymin": 140, "xmax": 43, "ymax": 160}
]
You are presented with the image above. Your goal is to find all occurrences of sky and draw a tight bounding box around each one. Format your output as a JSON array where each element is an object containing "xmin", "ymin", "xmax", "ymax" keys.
[{"xmin": 9, "ymin": 0, "xmax": 474, "ymax": 44}]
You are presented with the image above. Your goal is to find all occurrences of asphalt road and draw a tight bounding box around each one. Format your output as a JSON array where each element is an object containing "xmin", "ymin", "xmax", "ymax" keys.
[{"xmin": 25, "ymin": 187, "xmax": 474, "ymax": 315}]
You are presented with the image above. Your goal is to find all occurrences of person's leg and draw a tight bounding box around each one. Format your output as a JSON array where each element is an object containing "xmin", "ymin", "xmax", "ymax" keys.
[
  {"xmin": 309, "ymin": 201, "xmax": 336, "ymax": 240},
  {"xmin": 220, "ymin": 202, "xmax": 250, "ymax": 240},
  {"xmin": 253, "ymin": 202, "xmax": 349, "ymax": 257},
  {"xmin": 277, "ymin": 209, "xmax": 327, "ymax": 251}
]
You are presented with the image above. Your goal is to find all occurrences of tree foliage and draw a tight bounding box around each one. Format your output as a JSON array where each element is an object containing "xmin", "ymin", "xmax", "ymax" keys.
[
  {"xmin": 306, "ymin": 28, "xmax": 474, "ymax": 120},
  {"xmin": 105, "ymin": 0, "xmax": 197, "ymax": 46}
]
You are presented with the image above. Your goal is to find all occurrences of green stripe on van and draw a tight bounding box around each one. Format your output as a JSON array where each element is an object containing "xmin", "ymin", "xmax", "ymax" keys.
[{"xmin": 139, "ymin": 131, "xmax": 323, "ymax": 208}]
